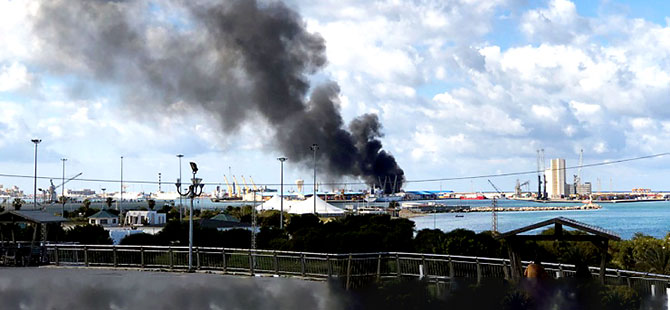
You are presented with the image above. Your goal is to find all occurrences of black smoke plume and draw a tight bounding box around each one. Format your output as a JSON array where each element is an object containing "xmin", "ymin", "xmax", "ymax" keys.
[{"xmin": 32, "ymin": 0, "xmax": 404, "ymax": 193}]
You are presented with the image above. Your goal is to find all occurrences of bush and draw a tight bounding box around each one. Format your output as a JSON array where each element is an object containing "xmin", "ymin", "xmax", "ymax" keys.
[
  {"xmin": 600, "ymin": 285, "xmax": 640, "ymax": 310},
  {"xmin": 64, "ymin": 224, "xmax": 112, "ymax": 244}
]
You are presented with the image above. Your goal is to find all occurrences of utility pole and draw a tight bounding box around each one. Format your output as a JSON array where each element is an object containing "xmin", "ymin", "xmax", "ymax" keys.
[
  {"xmin": 177, "ymin": 154, "xmax": 184, "ymax": 221},
  {"xmin": 310, "ymin": 144, "xmax": 319, "ymax": 215},
  {"xmin": 61, "ymin": 158, "xmax": 67, "ymax": 216},
  {"xmin": 120, "ymin": 156, "xmax": 124, "ymax": 212},
  {"xmin": 277, "ymin": 157, "xmax": 287, "ymax": 229},
  {"xmin": 31, "ymin": 139, "xmax": 41, "ymax": 210}
]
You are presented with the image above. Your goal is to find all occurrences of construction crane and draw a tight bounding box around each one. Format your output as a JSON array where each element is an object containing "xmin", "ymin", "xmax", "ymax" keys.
[
  {"xmin": 487, "ymin": 179, "xmax": 501, "ymax": 234},
  {"xmin": 536, "ymin": 149, "xmax": 546, "ymax": 200},
  {"xmin": 249, "ymin": 176, "xmax": 259, "ymax": 192},
  {"xmin": 515, "ymin": 179, "xmax": 529, "ymax": 197},
  {"xmin": 223, "ymin": 175, "xmax": 234, "ymax": 198},
  {"xmin": 46, "ymin": 172, "xmax": 83, "ymax": 203},
  {"xmin": 241, "ymin": 175, "xmax": 250, "ymax": 194},
  {"xmin": 232, "ymin": 175, "xmax": 240, "ymax": 195}
]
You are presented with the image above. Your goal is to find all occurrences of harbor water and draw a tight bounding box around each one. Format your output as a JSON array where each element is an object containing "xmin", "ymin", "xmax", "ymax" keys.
[{"xmin": 411, "ymin": 199, "xmax": 670, "ymax": 239}]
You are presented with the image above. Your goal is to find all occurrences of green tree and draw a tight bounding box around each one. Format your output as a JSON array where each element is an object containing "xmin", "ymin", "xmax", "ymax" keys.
[
  {"xmin": 82, "ymin": 198, "xmax": 91, "ymax": 212},
  {"xmin": 105, "ymin": 197, "xmax": 114, "ymax": 209},
  {"xmin": 147, "ymin": 199, "xmax": 156, "ymax": 210},
  {"xmin": 12, "ymin": 198, "xmax": 23, "ymax": 211}
]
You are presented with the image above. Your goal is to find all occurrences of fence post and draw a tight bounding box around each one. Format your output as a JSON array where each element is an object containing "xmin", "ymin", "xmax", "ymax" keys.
[
  {"xmin": 169, "ymin": 247, "xmax": 173, "ymax": 270},
  {"xmin": 113, "ymin": 246, "xmax": 117, "ymax": 267},
  {"xmin": 448, "ymin": 256, "xmax": 454, "ymax": 279},
  {"xmin": 558, "ymin": 264, "xmax": 564, "ymax": 278},
  {"xmin": 222, "ymin": 249, "xmax": 227, "ymax": 274},
  {"xmin": 249, "ymin": 250, "xmax": 254, "ymax": 276},
  {"xmin": 376, "ymin": 254, "xmax": 382, "ymax": 281},
  {"xmin": 196, "ymin": 247, "xmax": 201, "ymax": 270},
  {"xmin": 502, "ymin": 260, "xmax": 510, "ymax": 280},
  {"xmin": 346, "ymin": 254, "xmax": 352, "ymax": 290},
  {"xmin": 301, "ymin": 253, "xmax": 306, "ymax": 277},
  {"xmin": 140, "ymin": 246, "xmax": 145, "ymax": 268},
  {"xmin": 327, "ymin": 255, "xmax": 332, "ymax": 278},
  {"xmin": 273, "ymin": 251, "xmax": 279, "ymax": 275},
  {"xmin": 54, "ymin": 245, "xmax": 59, "ymax": 266},
  {"xmin": 476, "ymin": 258, "xmax": 482, "ymax": 285},
  {"xmin": 84, "ymin": 246, "xmax": 89, "ymax": 267},
  {"xmin": 421, "ymin": 255, "xmax": 426, "ymax": 279},
  {"xmin": 396, "ymin": 253, "xmax": 401, "ymax": 278}
]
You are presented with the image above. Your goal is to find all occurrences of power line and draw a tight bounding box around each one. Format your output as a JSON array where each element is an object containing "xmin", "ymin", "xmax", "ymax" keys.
[{"xmin": 0, "ymin": 151, "xmax": 668, "ymax": 187}]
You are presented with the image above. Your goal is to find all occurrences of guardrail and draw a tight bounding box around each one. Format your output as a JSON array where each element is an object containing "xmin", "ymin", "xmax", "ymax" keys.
[{"xmin": 45, "ymin": 244, "xmax": 670, "ymax": 294}]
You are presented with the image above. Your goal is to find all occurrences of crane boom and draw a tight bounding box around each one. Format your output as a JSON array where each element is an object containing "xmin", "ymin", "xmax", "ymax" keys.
[
  {"xmin": 249, "ymin": 176, "xmax": 259, "ymax": 192},
  {"xmin": 54, "ymin": 172, "xmax": 83, "ymax": 190},
  {"xmin": 488, "ymin": 179, "xmax": 502, "ymax": 194},
  {"xmin": 241, "ymin": 175, "xmax": 250, "ymax": 194},
  {"xmin": 486, "ymin": 179, "xmax": 501, "ymax": 234},
  {"xmin": 223, "ymin": 175, "xmax": 233, "ymax": 197},
  {"xmin": 232, "ymin": 175, "xmax": 240, "ymax": 195}
]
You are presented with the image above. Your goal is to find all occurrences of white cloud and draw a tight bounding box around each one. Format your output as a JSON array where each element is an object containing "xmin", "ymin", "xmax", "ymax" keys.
[{"xmin": 0, "ymin": 62, "xmax": 35, "ymax": 92}]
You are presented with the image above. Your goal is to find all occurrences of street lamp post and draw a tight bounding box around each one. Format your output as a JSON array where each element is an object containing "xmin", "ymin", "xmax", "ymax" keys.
[
  {"xmin": 176, "ymin": 162, "xmax": 204, "ymax": 272},
  {"xmin": 61, "ymin": 158, "xmax": 67, "ymax": 216},
  {"xmin": 177, "ymin": 154, "xmax": 184, "ymax": 221},
  {"xmin": 120, "ymin": 156, "xmax": 124, "ymax": 211},
  {"xmin": 31, "ymin": 139, "xmax": 41, "ymax": 210},
  {"xmin": 277, "ymin": 157, "xmax": 287, "ymax": 229},
  {"xmin": 310, "ymin": 144, "xmax": 319, "ymax": 215}
]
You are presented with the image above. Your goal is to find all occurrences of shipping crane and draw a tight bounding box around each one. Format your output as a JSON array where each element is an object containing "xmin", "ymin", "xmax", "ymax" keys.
[
  {"xmin": 487, "ymin": 179, "xmax": 502, "ymax": 234},
  {"xmin": 249, "ymin": 176, "xmax": 259, "ymax": 192},
  {"xmin": 232, "ymin": 175, "xmax": 240, "ymax": 195},
  {"xmin": 536, "ymin": 149, "xmax": 546, "ymax": 200},
  {"xmin": 223, "ymin": 175, "xmax": 234, "ymax": 198},
  {"xmin": 46, "ymin": 172, "xmax": 83, "ymax": 203},
  {"xmin": 241, "ymin": 175, "xmax": 250, "ymax": 194},
  {"xmin": 515, "ymin": 179, "xmax": 529, "ymax": 197}
]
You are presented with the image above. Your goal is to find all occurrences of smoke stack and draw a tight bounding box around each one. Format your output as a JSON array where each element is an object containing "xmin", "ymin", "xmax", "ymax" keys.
[{"xmin": 32, "ymin": 0, "xmax": 404, "ymax": 193}]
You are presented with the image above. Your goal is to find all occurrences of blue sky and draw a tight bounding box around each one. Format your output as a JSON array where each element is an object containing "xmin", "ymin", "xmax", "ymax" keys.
[{"xmin": 1, "ymin": 0, "xmax": 670, "ymax": 195}]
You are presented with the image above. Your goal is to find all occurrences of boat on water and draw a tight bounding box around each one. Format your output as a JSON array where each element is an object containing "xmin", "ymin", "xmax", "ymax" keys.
[
  {"xmin": 459, "ymin": 195, "xmax": 486, "ymax": 200},
  {"xmin": 455, "ymin": 215, "xmax": 464, "ymax": 218}
]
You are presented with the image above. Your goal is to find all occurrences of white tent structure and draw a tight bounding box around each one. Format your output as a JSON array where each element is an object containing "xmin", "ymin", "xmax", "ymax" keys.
[
  {"xmin": 257, "ymin": 195, "xmax": 293, "ymax": 212},
  {"xmin": 289, "ymin": 195, "xmax": 345, "ymax": 215}
]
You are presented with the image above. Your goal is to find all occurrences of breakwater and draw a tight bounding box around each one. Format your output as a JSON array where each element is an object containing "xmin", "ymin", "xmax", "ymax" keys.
[{"xmin": 468, "ymin": 204, "xmax": 601, "ymax": 212}]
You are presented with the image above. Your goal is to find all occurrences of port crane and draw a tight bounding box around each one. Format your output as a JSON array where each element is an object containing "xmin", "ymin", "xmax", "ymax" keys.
[
  {"xmin": 514, "ymin": 179, "xmax": 529, "ymax": 197},
  {"xmin": 223, "ymin": 175, "xmax": 234, "ymax": 198},
  {"xmin": 536, "ymin": 149, "xmax": 546, "ymax": 200},
  {"xmin": 45, "ymin": 172, "xmax": 83, "ymax": 203},
  {"xmin": 249, "ymin": 176, "xmax": 259, "ymax": 192},
  {"xmin": 487, "ymin": 179, "xmax": 502, "ymax": 234},
  {"xmin": 241, "ymin": 176, "xmax": 251, "ymax": 194}
]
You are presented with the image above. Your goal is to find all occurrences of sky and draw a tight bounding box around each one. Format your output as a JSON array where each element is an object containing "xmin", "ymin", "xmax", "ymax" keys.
[{"xmin": 0, "ymin": 0, "xmax": 669, "ymax": 194}]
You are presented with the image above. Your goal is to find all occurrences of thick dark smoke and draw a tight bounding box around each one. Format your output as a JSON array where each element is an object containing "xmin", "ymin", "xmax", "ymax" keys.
[{"xmin": 32, "ymin": 0, "xmax": 404, "ymax": 193}]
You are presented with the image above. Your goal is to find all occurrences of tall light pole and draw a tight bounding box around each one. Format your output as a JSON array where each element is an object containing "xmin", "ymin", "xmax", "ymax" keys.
[
  {"xmin": 310, "ymin": 144, "xmax": 319, "ymax": 215},
  {"xmin": 31, "ymin": 139, "xmax": 41, "ymax": 210},
  {"xmin": 61, "ymin": 158, "xmax": 67, "ymax": 216},
  {"xmin": 277, "ymin": 157, "xmax": 287, "ymax": 229},
  {"xmin": 177, "ymin": 154, "xmax": 184, "ymax": 221},
  {"xmin": 120, "ymin": 156, "xmax": 124, "ymax": 211},
  {"xmin": 176, "ymin": 162, "xmax": 204, "ymax": 272}
]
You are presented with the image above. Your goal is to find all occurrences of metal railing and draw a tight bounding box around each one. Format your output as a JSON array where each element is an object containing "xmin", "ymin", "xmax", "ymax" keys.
[{"xmin": 44, "ymin": 244, "xmax": 670, "ymax": 294}]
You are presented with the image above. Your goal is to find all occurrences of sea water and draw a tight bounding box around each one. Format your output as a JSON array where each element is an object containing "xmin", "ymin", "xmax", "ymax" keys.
[{"xmin": 411, "ymin": 200, "xmax": 670, "ymax": 239}]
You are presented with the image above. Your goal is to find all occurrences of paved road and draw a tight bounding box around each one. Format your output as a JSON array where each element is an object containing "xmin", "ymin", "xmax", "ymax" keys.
[{"xmin": 0, "ymin": 267, "xmax": 345, "ymax": 310}]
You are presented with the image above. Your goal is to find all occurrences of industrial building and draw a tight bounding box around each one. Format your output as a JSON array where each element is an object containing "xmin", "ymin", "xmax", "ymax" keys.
[{"xmin": 545, "ymin": 158, "xmax": 567, "ymax": 199}]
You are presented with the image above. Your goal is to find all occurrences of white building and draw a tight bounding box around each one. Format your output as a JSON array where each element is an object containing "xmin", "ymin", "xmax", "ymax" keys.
[
  {"xmin": 124, "ymin": 210, "xmax": 166, "ymax": 226},
  {"xmin": 88, "ymin": 210, "xmax": 120, "ymax": 226},
  {"xmin": 545, "ymin": 158, "xmax": 567, "ymax": 199}
]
